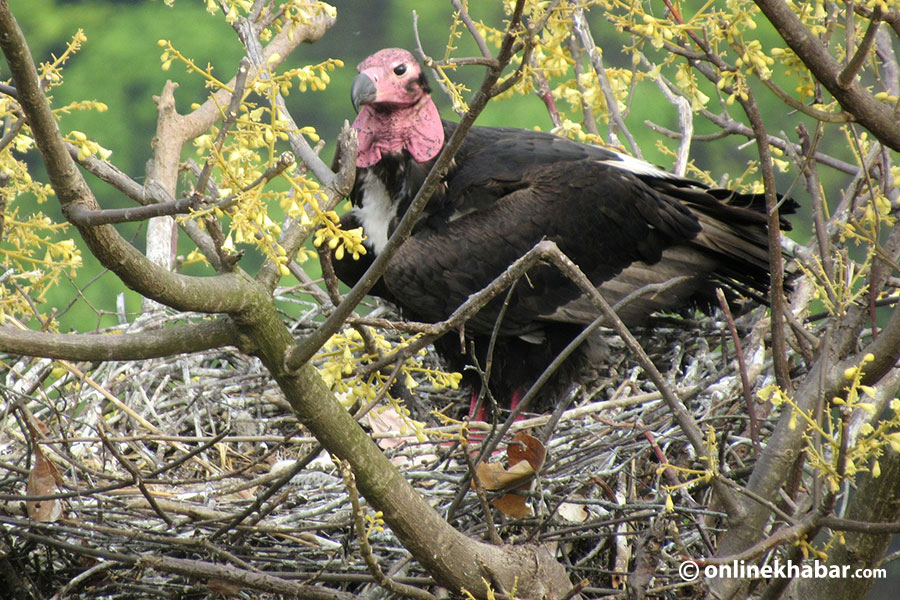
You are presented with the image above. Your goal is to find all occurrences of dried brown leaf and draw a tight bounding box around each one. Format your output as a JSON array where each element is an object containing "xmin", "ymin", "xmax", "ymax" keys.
[
  {"xmin": 474, "ymin": 459, "xmax": 535, "ymax": 491},
  {"xmin": 26, "ymin": 444, "xmax": 62, "ymax": 522},
  {"xmin": 491, "ymin": 492, "xmax": 531, "ymax": 518},
  {"xmin": 558, "ymin": 501, "xmax": 589, "ymax": 523},
  {"xmin": 508, "ymin": 431, "xmax": 546, "ymax": 471}
]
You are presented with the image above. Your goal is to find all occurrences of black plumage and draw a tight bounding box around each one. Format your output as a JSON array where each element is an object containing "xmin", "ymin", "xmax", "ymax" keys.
[{"xmin": 329, "ymin": 48, "xmax": 794, "ymax": 414}]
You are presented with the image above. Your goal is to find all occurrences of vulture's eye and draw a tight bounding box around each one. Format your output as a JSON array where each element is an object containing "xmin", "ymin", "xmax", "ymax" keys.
[{"xmin": 393, "ymin": 63, "xmax": 407, "ymax": 76}]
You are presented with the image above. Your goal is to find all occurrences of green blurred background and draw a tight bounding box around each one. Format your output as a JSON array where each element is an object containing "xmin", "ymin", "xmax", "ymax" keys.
[{"xmin": 10, "ymin": 0, "xmax": 835, "ymax": 332}]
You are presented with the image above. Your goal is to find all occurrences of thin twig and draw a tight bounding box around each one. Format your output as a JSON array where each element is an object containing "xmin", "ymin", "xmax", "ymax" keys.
[
  {"xmin": 65, "ymin": 195, "xmax": 201, "ymax": 226},
  {"xmin": 530, "ymin": 58, "xmax": 561, "ymax": 127},
  {"xmin": 572, "ymin": 7, "xmax": 641, "ymax": 156},
  {"xmin": 462, "ymin": 442, "xmax": 503, "ymax": 545},
  {"xmin": 838, "ymin": 6, "xmax": 883, "ymax": 88},
  {"xmin": 214, "ymin": 151, "xmax": 295, "ymax": 211},
  {"xmin": 139, "ymin": 555, "xmax": 358, "ymax": 600},
  {"xmin": 285, "ymin": 1, "xmax": 530, "ymax": 370},
  {"xmin": 716, "ymin": 288, "xmax": 760, "ymax": 453},
  {"xmin": 797, "ymin": 123, "xmax": 834, "ymax": 282},
  {"xmin": 450, "ymin": 0, "xmax": 492, "ymax": 59},
  {"xmin": 0, "ymin": 112, "xmax": 24, "ymax": 153},
  {"xmin": 567, "ymin": 34, "xmax": 600, "ymax": 136},
  {"xmin": 737, "ymin": 91, "xmax": 791, "ymax": 391},
  {"xmin": 195, "ymin": 57, "xmax": 252, "ymax": 197},
  {"xmin": 637, "ymin": 55, "xmax": 693, "ymax": 176},
  {"xmin": 97, "ymin": 425, "xmax": 174, "ymax": 526},
  {"xmin": 340, "ymin": 460, "xmax": 438, "ymax": 600}
]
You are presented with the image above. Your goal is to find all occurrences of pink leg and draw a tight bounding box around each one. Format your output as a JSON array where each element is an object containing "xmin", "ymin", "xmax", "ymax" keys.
[
  {"xmin": 467, "ymin": 392, "xmax": 487, "ymax": 423},
  {"xmin": 469, "ymin": 389, "xmax": 527, "ymax": 422},
  {"xmin": 509, "ymin": 388, "xmax": 524, "ymax": 416}
]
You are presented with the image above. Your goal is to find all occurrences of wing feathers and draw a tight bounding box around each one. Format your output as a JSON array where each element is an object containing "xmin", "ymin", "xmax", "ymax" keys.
[
  {"xmin": 383, "ymin": 159, "xmax": 706, "ymax": 336},
  {"xmin": 337, "ymin": 121, "xmax": 791, "ymax": 340}
]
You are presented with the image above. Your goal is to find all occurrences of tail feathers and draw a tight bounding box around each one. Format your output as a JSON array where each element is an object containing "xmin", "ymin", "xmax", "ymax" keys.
[
  {"xmin": 650, "ymin": 180, "xmax": 795, "ymax": 300},
  {"xmin": 705, "ymin": 187, "xmax": 798, "ymax": 231},
  {"xmin": 653, "ymin": 180, "xmax": 797, "ymax": 231},
  {"xmin": 688, "ymin": 202, "xmax": 795, "ymax": 313},
  {"xmin": 693, "ymin": 213, "xmax": 772, "ymax": 292},
  {"xmin": 538, "ymin": 182, "xmax": 795, "ymax": 327}
]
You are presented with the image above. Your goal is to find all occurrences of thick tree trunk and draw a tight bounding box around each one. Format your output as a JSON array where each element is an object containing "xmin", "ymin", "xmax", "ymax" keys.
[{"xmin": 240, "ymin": 291, "xmax": 573, "ymax": 599}]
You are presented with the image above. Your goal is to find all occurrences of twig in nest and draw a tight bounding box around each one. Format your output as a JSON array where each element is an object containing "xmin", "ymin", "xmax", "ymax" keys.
[
  {"xmin": 210, "ymin": 364, "xmax": 401, "ymax": 540},
  {"xmin": 97, "ymin": 424, "xmax": 174, "ymax": 526},
  {"xmin": 339, "ymin": 459, "xmax": 438, "ymax": 600},
  {"xmin": 462, "ymin": 434, "xmax": 503, "ymax": 546},
  {"xmin": 716, "ymin": 287, "xmax": 760, "ymax": 453}
]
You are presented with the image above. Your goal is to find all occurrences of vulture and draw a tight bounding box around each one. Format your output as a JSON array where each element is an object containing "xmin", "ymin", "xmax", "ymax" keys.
[{"xmin": 328, "ymin": 48, "xmax": 794, "ymax": 416}]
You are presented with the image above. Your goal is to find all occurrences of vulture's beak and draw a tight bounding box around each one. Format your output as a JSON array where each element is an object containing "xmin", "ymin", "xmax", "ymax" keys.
[{"xmin": 351, "ymin": 73, "xmax": 378, "ymax": 113}]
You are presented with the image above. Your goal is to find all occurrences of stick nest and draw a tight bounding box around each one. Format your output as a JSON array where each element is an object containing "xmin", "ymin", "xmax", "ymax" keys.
[{"xmin": 0, "ymin": 293, "xmax": 777, "ymax": 599}]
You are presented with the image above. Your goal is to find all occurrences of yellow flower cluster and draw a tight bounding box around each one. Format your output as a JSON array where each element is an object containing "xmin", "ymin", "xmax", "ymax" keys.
[
  {"xmin": 316, "ymin": 327, "xmax": 461, "ymax": 441},
  {"xmin": 317, "ymin": 327, "xmax": 461, "ymax": 405},
  {"xmin": 0, "ymin": 31, "xmax": 90, "ymax": 323},
  {"xmin": 160, "ymin": 28, "xmax": 344, "ymax": 275},
  {"xmin": 759, "ymin": 351, "xmax": 900, "ymax": 522},
  {"xmin": 311, "ymin": 206, "xmax": 366, "ymax": 263},
  {"xmin": 66, "ymin": 130, "xmax": 112, "ymax": 162}
]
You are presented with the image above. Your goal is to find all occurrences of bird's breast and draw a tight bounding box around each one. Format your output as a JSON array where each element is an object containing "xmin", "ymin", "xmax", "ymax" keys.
[{"xmin": 352, "ymin": 170, "xmax": 397, "ymax": 254}]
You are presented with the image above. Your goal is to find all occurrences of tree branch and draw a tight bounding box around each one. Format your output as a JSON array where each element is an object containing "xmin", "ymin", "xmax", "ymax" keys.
[
  {"xmin": 567, "ymin": 34, "xmax": 600, "ymax": 136},
  {"xmin": 838, "ymin": 6, "xmax": 883, "ymax": 89},
  {"xmin": 259, "ymin": 124, "xmax": 357, "ymax": 292},
  {"xmin": 231, "ymin": 12, "xmax": 336, "ymax": 187},
  {"xmin": 716, "ymin": 288, "xmax": 760, "ymax": 452},
  {"xmin": 817, "ymin": 516, "xmax": 900, "ymax": 534},
  {"xmin": 754, "ymin": 0, "xmax": 900, "ymax": 151},
  {"xmin": 70, "ymin": 148, "xmax": 221, "ymax": 268},
  {"xmin": 0, "ymin": 318, "xmax": 241, "ymax": 361},
  {"xmin": 65, "ymin": 195, "xmax": 201, "ymax": 226},
  {"xmin": 229, "ymin": 16, "xmax": 355, "ymax": 292},
  {"xmin": 737, "ymin": 91, "xmax": 791, "ymax": 390},
  {"xmin": 139, "ymin": 555, "xmax": 357, "ymax": 600},
  {"xmin": 572, "ymin": 7, "xmax": 642, "ymax": 156},
  {"xmin": 450, "ymin": 0, "xmax": 492, "ymax": 59},
  {"xmin": 0, "ymin": 1, "xmax": 260, "ymax": 315},
  {"xmin": 284, "ymin": 4, "xmax": 530, "ymax": 370},
  {"xmin": 341, "ymin": 461, "xmax": 439, "ymax": 600}
]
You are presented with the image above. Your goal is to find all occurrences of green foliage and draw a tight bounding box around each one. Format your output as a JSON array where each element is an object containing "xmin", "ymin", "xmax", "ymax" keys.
[
  {"xmin": 0, "ymin": 28, "xmax": 88, "ymax": 324},
  {"xmin": 759, "ymin": 353, "xmax": 900, "ymax": 557},
  {"xmin": 12, "ymin": 0, "xmax": 250, "ymax": 328},
  {"xmin": 15, "ymin": 0, "xmax": 246, "ymax": 177}
]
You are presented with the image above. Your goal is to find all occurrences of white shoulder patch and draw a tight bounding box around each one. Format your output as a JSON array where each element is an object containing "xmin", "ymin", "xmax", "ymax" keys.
[
  {"xmin": 599, "ymin": 149, "xmax": 680, "ymax": 181},
  {"xmin": 353, "ymin": 171, "xmax": 396, "ymax": 254}
]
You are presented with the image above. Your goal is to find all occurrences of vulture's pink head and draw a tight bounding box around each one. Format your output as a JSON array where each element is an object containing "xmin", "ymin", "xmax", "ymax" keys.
[
  {"xmin": 352, "ymin": 48, "xmax": 428, "ymax": 110},
  {"xmin": 351, "ymin": 48, "xmax": 444, "ymax": 168}
]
